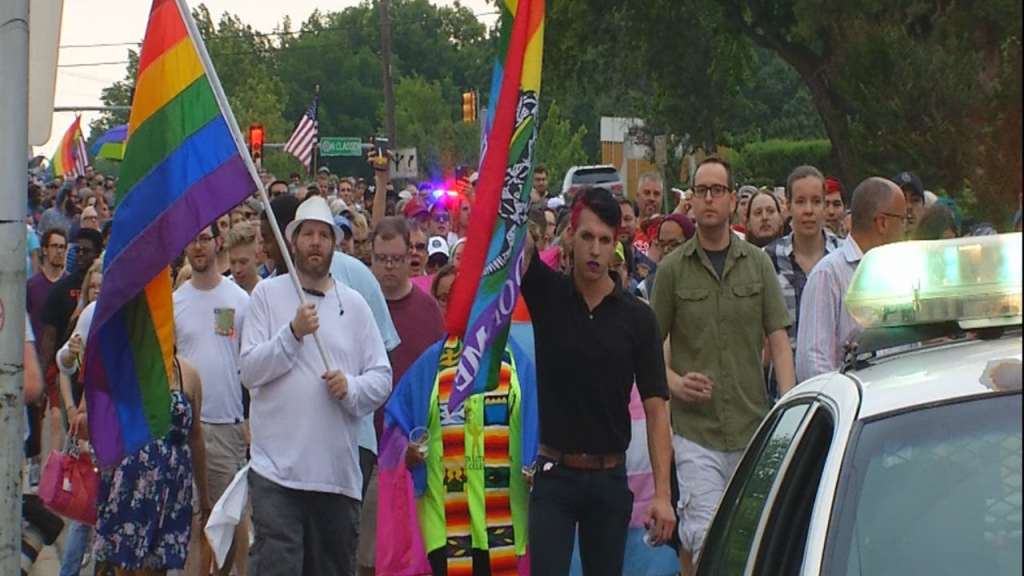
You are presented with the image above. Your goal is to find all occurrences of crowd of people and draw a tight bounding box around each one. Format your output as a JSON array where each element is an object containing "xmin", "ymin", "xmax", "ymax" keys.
[{"xmin": 17, "ymin": 152, "xmax": 1022, "ymax": 576}]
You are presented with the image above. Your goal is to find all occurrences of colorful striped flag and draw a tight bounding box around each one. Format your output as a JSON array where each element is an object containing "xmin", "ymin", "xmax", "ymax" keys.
[
  {"xmin": 83, "ymin": 0, "xmax": 260, "ymax": 467},
  {"xmin": 444, "ymin": 0, "xmax": 544, "ymax": 410},
  {"xmin": 90, "ymin": 124, "xmax": 128, "ymax": 161},
  {"xmin": 283, "ymin": 96, "xmax": 318, "ymax": 171},
  {"xmin": 51, "ymin": 116, "xmax": 89, "ymax": 178}
]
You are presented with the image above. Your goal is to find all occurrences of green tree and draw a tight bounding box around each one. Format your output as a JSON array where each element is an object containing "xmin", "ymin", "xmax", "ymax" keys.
[
  {"xmin": 385, "ymin": 75, "xmax": 479, "ymax": 178},
  {"xmin": 535, "ymin": 101, "xmax": 589, "ymax": 187}
]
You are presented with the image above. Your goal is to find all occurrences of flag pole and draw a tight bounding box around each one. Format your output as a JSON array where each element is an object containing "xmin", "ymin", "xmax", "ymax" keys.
[
  {"xmin": 176, "ymin": 0, "xmax": 332, "ymax": 372},
  {"xmin": 310, "ymin": 84, "xmax": 320, "ymax": 178}
]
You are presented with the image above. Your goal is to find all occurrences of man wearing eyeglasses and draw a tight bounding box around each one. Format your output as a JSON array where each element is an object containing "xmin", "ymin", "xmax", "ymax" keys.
[
  {"xmin": 368, "ymin": 216, "xmax": 445, "ymax": 576},
  {"xmin": 27, "ymin": 228, "xmax": 69, "ymax": 355},
  {"xmin": 795, "ymin": 177, "xmax": 907, "ymax": 383},
  {"xmin": 650, "ymin": 157, "xmax": 794, "ymax": 576}
]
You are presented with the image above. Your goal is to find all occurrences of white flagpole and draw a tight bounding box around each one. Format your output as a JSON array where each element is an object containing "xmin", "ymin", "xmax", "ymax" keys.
[{"xmin": 175, "ymin": 0, "xmax": 331, "ymax": 371}]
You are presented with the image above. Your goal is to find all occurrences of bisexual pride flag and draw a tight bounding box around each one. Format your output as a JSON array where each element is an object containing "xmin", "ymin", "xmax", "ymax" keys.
[
  {"xmin": 84, "ymin": 0, "xmax": 260, "ymax": 467},
  {"xmin": 445, "ymin": 0, "xmax": 545, "ymax": 411}
]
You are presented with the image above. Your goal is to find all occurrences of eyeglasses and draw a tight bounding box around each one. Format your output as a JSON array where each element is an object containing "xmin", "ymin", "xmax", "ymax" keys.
[
  {"xmin": 373, "ymin": 253, "xmax": 407, "ymax": 266},
  {"xmin": 432, "ymin": 213, "xmax": 450, "ymax": 223},
  {"xmin": 693, "ymin": 184, "xmax": 730, "ymax": 199},
  {"xmin": 659, "ymin": 238, "xmax": 684, "ymax": 253},
  {"xmin": 880, "ymin": 212, "xmax": 910, "ymax": 226},
  {"xmin": 192, "ymin": 235, "xmax": 215, "ymax": 245},
  {"xmin": 411, "ymin": 242, "xmax": 428, "ymax": 252},
  {"xmin": 46, "ymin": 243, "xmax": 67, "ymax": 250}
]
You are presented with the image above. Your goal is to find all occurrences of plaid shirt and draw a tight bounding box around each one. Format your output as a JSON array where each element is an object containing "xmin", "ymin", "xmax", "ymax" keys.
[{"xmin": 764, "ymin": 230, "xmax": 843, "ymax": 350}]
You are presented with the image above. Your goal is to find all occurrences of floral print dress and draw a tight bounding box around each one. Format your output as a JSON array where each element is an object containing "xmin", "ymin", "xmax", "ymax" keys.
[{"xmin": 94, "ymin": 382, "xmax": 194, "ymax": 570}]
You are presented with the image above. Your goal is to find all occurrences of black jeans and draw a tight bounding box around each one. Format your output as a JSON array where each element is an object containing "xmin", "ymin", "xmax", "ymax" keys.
[{"xmin": 528, "ymin": 456, "xmax": 633, "ymax": 576}]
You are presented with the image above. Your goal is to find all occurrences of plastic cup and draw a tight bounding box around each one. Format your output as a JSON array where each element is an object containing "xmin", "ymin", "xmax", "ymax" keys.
[{"xmin": 409, "ymin": 427, "xmax": 430, "ymax": 458}]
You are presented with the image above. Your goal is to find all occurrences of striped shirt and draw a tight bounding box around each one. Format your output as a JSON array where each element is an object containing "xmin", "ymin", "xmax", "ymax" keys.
[
  {"xmin": 795, "ymin": 235, "xmax": 864, "ymax": 382},
  {"xmin": 764, "ymin": 230, "xmax": 843, "ymax": 350}
]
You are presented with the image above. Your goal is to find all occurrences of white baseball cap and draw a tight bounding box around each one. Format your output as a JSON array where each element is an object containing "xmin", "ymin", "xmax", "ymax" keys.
[
  {"xmin": 285, "ymin": 196, "xmax": 343, "ymax": 241},
  {"xmin": 428, "ymin": 236, "xmax": 450, "ymax": 258}
]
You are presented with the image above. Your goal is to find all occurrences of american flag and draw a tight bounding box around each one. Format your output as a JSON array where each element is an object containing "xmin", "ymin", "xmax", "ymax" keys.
[
  {"xmin": 283, "ymin": 96, "xmax": 319, "ymax": 172},
  {"xmin": 73, "ymin": 134, "xmax": 89, "ymax": 178}
]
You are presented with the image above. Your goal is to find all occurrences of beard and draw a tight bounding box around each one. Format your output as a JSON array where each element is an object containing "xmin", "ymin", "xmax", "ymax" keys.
[
  {"xmin": 745, "ymin": 227, "xmax": 781, "ymax": 248},
  {"xmin": 295, "ymin": 249, "xmax": 333, "ymax": 278}
]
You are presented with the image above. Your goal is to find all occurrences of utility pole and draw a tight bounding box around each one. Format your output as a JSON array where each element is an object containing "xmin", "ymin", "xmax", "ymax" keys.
[
  {"xmin": 379, "ymin": 0, "xmax": 396, "ymax": 148},
  {"xmin": 0, "ymin": 0, "xmax": 30, "ymax": 572}
]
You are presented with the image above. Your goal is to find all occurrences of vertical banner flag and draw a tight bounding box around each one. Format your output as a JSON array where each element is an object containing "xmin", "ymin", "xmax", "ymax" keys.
[
  {"xmin": 51, "ymin": 116, "xmax": 89, "ymax": 178},
  {"xmin": 84, "ymin": 0, "xmax": 260, "ymax": 467},
  {"xmin": 445, "ymin": 0, "xmax": 545, "ymax": 410}
]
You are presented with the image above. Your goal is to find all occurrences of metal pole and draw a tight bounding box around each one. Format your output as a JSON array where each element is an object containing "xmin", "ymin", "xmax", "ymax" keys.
[
  {"xmin": 0, "ymin": 0, "xmax": 30, "ymax": 572},
  {"xmin": 379, "ymin": 0, "xmax": 397, "ymax": 148},
  {"xmin": 310, "ymin": 84, "xmax": 320, "ymax": 177},
  {"xmin": 54, "ymin": 105, "xmax": 131, "ymax": 112}
]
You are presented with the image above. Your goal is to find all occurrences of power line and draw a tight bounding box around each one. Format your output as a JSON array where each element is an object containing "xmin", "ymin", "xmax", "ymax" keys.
[{"xmin": 58, "ymin": 9, "xmax": 501, "ymax": 50}]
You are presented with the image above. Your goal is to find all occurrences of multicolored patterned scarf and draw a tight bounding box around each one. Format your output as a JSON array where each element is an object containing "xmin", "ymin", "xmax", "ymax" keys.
[{"xmin": 437, "ymin": 336, "xmax": 518, "ymax": 575}]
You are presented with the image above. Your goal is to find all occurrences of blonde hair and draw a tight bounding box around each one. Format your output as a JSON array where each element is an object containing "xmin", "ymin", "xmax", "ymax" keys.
[
  {"xmin": 82, "ymin": 259, "xmax": 103, "ymax": 306},
  {"xmin": 350, "ymin": 212, "xmax": 369, "ymax": 233},
  {"xmin": 225, "ymin": 221, "xmax": 258, "ymax": 250}
]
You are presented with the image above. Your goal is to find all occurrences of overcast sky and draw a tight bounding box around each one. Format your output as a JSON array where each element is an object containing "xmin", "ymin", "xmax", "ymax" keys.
[{"xmin": 37, "ymin": 0, "xmax": 493, "ymax": 155}]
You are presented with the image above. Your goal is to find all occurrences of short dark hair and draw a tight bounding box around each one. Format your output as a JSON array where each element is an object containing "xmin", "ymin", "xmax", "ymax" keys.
[
  {"xmin": 911, "ymin": 204, "xmax": 958, "ymax": 240},
  {"xmin": 534, "ymin": 165, "xmax": 547, "ymax": 176},
  {"xmin": 260, "ymin": 193, "xmax": 301, "ymax": 236},
  {"xmin": 569, "ymin": 187, "xmax": 622, "ymax": 232},
  {"xmin": 850, "ymin": 177, "xmax": 898, "ymax": 233},
  {"xmin": 268, "ymin": 179, "xmax": 289, "ymax": 192},
  {"xmin": 371, "ymin": 216, "xmax": 411, "ymax": 250},
  {"xmin": 75, "ymin": 227, "xmax": 104, "ymax": 250},
  {"xmin": 694, "ymin": 156, "xmax": 734, "ymax": 190},
  {"xmin": 40, "ymin": 228, "xmax": 67, "ymax": 248},
  {"xmin": 431, "ymin": 264, "xmax": 458, "ymax": 298},
  {"xmin": 785, "ymin": 165, "xmax": 826, "ymax": 202},
  {"xmin": 617, "ymin": 197, "xmax": 638, "ymax": 216},
  {"xmin": 528, "ymin": 205, "xmax": 547, "ymax": 238}
]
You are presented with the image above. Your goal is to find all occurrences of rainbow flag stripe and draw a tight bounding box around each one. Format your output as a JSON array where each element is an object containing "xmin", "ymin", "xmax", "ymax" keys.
[
  {"xmin": 90, "ymin": 124, "xmax": 128, "ymax": 161},
  {"xmin": 51, "ymin": 116, "xmax": 86, "ymax": 178},
  {"xmin": 445, "ymin": 0, "xmax": 544, "ymax": 410},
  {"xmin": 84, "ymin": 0, "xmax": 259, "ymax": 467}
]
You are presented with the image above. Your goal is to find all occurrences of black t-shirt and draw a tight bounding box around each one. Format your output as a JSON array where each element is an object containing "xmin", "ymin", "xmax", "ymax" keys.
[
  {"xmin": 706, "ymin": 247, "xmax": 728, "ymax": 279},
  {"xmin": 521, "ymin": 256, "xmax": 669, "ymax": 454},
  {"xmin": 40, "ymin": 270, "xmax": 85, "ymax": 345}
]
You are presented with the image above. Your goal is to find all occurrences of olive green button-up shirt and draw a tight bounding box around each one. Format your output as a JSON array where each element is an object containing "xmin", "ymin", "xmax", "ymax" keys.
[{"xmin": 650, "ymin": 234, "xmax": 791, "ymax": 452}]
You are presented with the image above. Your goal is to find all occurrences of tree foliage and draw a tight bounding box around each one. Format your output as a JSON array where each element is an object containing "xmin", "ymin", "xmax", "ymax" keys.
[{"xmin": 535, "ymin": 101, "xmax": 589, "ymax": 187}]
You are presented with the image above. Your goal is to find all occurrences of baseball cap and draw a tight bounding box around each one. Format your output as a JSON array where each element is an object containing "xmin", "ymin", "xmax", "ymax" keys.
[
  {"xmin": 403, "ymin": 199, "xmax": 429, "ymax": 218},
  {"xmin": 333, "ymin": 215, "xmax": 353, "ymax": 238},
  {"xmin": 398, "ymin": 190, "xmax": 413, "ymax": 201},
  {"xmin": 317, "ymin": 166, "xmax": 330, "ymax": 175},
  {"xmin": 738, "ymin": 185, "xmax": 758, "ymax": 199},
  {"xmin": 547, "ymin": 197, "xmax": 566, "ymax": 210},
  {"xmin": 659, "ymin": 213, "xmax": 696, "ymax": 240},
  {"xmin": 825, "ymin": 177, "xmax": 843, "ymax": 195},
  {"xmin": 428, "ymin": 236, "xmax": 450, "ymax": 257},
  {"xmin": 893, "ymin": 171, "xmax": 925, "ymax": 198},
  {"xmin": 469, "ymin": 172, "xmax": 479, "ymax": 184}
]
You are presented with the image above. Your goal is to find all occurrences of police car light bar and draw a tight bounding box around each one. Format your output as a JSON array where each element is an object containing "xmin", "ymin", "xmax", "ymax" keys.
[{"xmin": 845, "ymin": 233, "xmax": 1023, "ymax": 329}]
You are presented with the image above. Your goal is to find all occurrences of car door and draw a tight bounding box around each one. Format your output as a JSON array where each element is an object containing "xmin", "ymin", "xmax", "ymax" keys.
[{"xmin": 696, "ymin": 401, "xmax": 818, "ymax": 575}]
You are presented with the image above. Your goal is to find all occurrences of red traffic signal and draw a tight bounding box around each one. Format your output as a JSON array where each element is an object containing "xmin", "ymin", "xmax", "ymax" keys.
[{"xmin": 249, "ymin": 124, "xmax": 265, "ymax": 160}]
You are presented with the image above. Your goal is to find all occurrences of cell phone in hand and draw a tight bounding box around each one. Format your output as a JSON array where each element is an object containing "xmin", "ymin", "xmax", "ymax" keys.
[{"xmin": 372, "ymin": 136, "xmax": 389, "ymax": 168}]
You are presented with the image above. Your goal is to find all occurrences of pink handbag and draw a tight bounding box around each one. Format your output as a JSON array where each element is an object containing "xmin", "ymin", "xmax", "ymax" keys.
[{"xmin": 39, "ymin": 442, "xmax": 99, "ymax": 526}]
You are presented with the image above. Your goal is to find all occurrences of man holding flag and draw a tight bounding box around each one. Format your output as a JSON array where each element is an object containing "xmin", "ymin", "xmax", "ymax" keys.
[{"xmin": 521, "ymin": 187, "xmax": 676, "ymax": 576}]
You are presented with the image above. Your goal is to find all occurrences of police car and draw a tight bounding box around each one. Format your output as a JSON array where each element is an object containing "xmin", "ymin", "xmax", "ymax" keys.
[{"xmin": 696, "ymin": 234, "xmax": 1023, "ymax": 576}]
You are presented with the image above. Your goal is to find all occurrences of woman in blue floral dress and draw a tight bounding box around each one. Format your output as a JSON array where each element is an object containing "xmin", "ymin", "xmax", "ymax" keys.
[{"xmin": 92, "ymin": 356, "xmax": 211, "ymax": 575}]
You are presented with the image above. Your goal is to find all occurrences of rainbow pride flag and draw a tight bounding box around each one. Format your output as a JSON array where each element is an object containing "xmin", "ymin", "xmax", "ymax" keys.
[
  {"xmin": 84, "ymin": 0, "xmax": 260, "ymax": 467},
  {"xmin": 445, "ymin": 0, "xmax": 544, "ymax": 410},
  {"xmin": 90, "ymin": 124, "xmax": 128, "ymax": 161},
  {"xmin": 51, "ymin": 116, "xmax": 89, "ymax": 178}
]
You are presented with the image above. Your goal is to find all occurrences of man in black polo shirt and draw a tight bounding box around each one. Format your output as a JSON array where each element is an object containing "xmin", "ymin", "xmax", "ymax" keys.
[{"xmin": 521, "ymin": 186, "xmax": 675, "ymax": 576}]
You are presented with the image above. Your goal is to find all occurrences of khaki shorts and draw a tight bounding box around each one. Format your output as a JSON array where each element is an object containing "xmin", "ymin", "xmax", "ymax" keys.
[
  {"xmin": 202, "ymin": 421, "xmax": 248, "ymax": 503},
  {"xmin": 673, "ymin": 434, "xmax": 744, "ymax": 560},
  {"xmin": 356, "ymin": 465, "xmax": 379, "ymax": 568}
]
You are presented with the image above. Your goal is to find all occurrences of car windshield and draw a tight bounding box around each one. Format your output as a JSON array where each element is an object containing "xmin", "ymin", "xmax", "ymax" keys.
[
  {"xmin": 571, "ymin": 168, "xmax": 619, "ymax": 185},
  {"xmin": 827, "ymin": 393, "xmax": 1022, "ymax": 576}
]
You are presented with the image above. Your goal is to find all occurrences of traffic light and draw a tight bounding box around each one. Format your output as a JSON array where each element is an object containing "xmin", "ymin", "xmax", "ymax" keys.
[
  {"xmin": 248, "ymin": 124, "xmax": 265, "ymax": 164},
  {"xmin": 462, "ymin": 91, "xmax": 477, "ymax": 125}
]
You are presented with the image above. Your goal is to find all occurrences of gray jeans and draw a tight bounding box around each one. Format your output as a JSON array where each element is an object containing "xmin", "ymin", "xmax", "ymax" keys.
[{"xmin": 248, "ymin": 471, "xmax": 361, "ymax": 576}]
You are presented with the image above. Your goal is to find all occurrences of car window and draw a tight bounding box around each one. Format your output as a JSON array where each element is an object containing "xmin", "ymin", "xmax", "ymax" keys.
[
  {"xmin": 571, "ymin": 168, "xmax": 619, "ymax": 185},
  {"xmin": 698, "ymin": 402, "xmax": 813, "ymax": 575},
  {"xmin": 826, "ymin": 393, "xmax": 1022, "ymax": 576}
]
